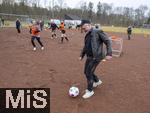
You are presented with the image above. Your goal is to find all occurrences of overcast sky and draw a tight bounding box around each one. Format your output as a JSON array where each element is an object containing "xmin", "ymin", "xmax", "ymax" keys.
[{"xmin": 63, "ymin": 0, "xmax": 150, "ymax": 9}]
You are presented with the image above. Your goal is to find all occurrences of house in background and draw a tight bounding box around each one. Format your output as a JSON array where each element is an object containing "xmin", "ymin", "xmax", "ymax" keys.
[
  {"xmin": 64, "ymin": 14, "xmax": 81, "ymax": 28},
  {"xmin": 143, "ymin": 24, "xmax": 150, "ymax": 28}
]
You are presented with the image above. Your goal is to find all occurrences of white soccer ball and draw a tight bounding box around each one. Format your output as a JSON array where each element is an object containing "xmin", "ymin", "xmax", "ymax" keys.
[{"xmin": 69, "ymin": 86, "xmax": 79, "ymax": 97}]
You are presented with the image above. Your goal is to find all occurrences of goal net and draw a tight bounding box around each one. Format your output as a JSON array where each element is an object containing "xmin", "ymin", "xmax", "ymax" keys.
[{"xmin": 0, "ymin": 13, "xmax": 31, "ymax": 27}]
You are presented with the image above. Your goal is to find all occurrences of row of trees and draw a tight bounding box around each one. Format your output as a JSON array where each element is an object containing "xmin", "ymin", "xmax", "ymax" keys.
[{"xmin": 0, "ymin": 0, "xmax": 150, "ymax": 26}]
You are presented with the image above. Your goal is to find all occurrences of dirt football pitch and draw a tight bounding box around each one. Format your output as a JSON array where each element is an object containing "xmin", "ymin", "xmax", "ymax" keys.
[{"xmin": 0, "ymin": 28, "xmax": 150, "ymax": 113}]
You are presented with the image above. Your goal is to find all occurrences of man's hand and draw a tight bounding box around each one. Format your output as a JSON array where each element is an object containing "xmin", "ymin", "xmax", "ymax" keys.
[
  {"xmin": 79, "ymin": 57, "xmax": 82, "ymax": 61},
  {"xmin": 105, "ymin": 56, "xmax": 112, "ymax": 60}
]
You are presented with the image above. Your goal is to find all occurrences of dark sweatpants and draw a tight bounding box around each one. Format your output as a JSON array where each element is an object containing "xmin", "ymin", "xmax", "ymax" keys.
[
  {"xmin": 84, "ymin": 57, "xmax": 100, "ymax": 91},
  {"xmin": 16, "ymin": 27, "xmax": 21, "ymax": 33},
  {"xmin": 128, "ymin": 34, "xmax": 131, "ymax": 40},
  {"xmin": 31, "ymin": 36, "xmax": 43, "ymax": 47}
]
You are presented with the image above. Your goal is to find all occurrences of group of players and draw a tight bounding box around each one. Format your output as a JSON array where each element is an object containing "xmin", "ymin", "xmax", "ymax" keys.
[
  {"xmin": 30, "ymin": 20, "xmax": 69, "ymax": 51},
  {"xmin": 16, "ymin": 19, "xmax": 132, "ymax": 52},
  {"xmin": 23, "ymin": 20, "xmax": 69, "ymax": 51},
  {"xmin": 48, "ymin": 21, "xmax": 69, "ymax": 42}
]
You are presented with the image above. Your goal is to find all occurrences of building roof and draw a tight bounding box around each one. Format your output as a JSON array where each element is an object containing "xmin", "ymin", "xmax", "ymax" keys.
[{"xmin": 64, "ymin": 14, "xmax": 81, "ymax": 20}]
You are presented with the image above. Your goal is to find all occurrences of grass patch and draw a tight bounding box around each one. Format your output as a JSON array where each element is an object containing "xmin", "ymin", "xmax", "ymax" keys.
[{"xmin": 102, "ymin": 26, "xmax": 150, "ymax": 35}]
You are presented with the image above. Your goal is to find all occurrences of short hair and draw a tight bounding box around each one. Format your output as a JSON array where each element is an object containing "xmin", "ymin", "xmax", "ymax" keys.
[{"xmin": 81, "ymin": 20, "xmax": 91, "ymax": 26}]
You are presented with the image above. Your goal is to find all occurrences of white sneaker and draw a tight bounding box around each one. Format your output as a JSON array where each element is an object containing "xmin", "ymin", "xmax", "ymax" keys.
[
  {"xmin": 85, "ymin": 89, "xmax": 89, "ymax": 93},
  {"xmin": 33, "ymin": 47, "xmax": 36, "ymax": 51},
  {"xmin": 93, "ymin": 80, "xmax": 102, "ymax": 88},
  {"xmin": 102, "ymin": 59, "xmax": 106, "ymax": 62},
  {"xmin": 41, "ymin": 47, "xmax": 44, "ymax": 50},
  {"xmin": 82, "ymin": 90, "xmax": 94, "ymax": 99}
]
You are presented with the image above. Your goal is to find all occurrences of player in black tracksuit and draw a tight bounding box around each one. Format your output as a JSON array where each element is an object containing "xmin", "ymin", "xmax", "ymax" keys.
[
  {"xmin": 127, "ymin": 26, "xmax": 132, "ymax": 40},
  {"xmin": 50, "ymin": 22, "xmax": 59, "ymax": 39},
  {"xmin": 79, "ymin": 20, "xmax": 112, "ymax": 99},
  {"xmin": 16, "ymin": 19, "xmax": 21, "ymax": 33}
]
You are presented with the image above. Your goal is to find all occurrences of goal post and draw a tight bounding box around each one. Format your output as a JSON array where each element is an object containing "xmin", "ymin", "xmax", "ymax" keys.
[{"xmin": 0, "ymin": 13, "xmax": 31, "ymax": 27}]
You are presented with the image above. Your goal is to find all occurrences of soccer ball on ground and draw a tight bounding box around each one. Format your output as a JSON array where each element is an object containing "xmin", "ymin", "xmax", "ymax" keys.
[{"xmin": 69, "ymin": 86, "xmax": 79, "ymax": 97}]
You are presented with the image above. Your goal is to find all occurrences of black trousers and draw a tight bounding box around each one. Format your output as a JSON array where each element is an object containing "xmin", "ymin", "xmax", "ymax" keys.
[
  {"xmin": 52, "ymin": 29, "xmax": 56, "ymax": 37},
  {"xmin": 84, "ymin": 57, "xmax": 100, "ymax": 91},
  {"xmin": 128, "ymin": 34, "xmax": 131, "ymax": 40},
  {"xmin": 31, "ymin": 36, "xmax": 43, "ymax": 47},
  {"xmin": 61, "ymin": 37, "xmax": 69, "ymax": 43},
  {"xmin": 17, "ymin": 28, "xmax": 21, "ymax": 33}
]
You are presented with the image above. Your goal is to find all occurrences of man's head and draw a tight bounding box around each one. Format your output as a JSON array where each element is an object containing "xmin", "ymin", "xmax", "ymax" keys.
[
  {"xmin": 61, "ymin": 21, "xmax": 64, "ymax": 24},
  {"xmin": 81, "ymin": 20, "xmax": 91, "ymax": 32},
  {"xmin": 32, "ymin": 20, "xmax": 36, "ymax": 25},
  {"xmin": 36, "ymin": 21, "xmax": 40, "ymax": 25}
]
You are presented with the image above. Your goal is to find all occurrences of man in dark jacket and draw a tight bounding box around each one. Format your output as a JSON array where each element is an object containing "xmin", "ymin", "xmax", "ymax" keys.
[
  {"xmin": 39, "ymin": 20, "xmax": 44, "ymax": 31},
  {"xmin": 1, "ymin": 18, "xmax": 4, "ymax": 26},
  {"xmin": 50, "ymin": 22, "xmax": 59, "ymax": 39},
  {"xmin": 127, "ymin": 26, "xmax": 132, "ymax": 40},
  {"xmin": 79, "ymin": 20, "xmax": 112, "ymax": 99},
  {"xmin": 16, "ymin": 18, "xmax": 21, "ymax": 33}
]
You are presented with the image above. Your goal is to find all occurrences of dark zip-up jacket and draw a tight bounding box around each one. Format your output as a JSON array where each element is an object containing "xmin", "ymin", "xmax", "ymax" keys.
[
  {"xmin": 16, "ymin": 20, "xmax": 21, "ymax": 29},
  {"xmin": 51, "ymin": 23, "xmax": 59, "ymax": 30},
  {"xmin": 80, "ymin": 28, "xmax": 112, "ymax": 61}
]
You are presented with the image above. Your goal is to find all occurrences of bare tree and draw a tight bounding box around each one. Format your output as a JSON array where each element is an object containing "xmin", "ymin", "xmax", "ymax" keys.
[
  {"xmin": 80, "ymin": 2, "xmax": 87, "ymax": 19},
  {"xmin": 0, "ymin": 0, "xmax": 149, "ymax": 27},
  {"xmin": 139, "ymin": 5, "xmax": 148, "ymax": 17},
  {"xmin": 88, "ymin": 2, "xmax": 94, "ymax": 21},
  {"xmin": 57, "ymin": 0, "xmax": 64, "ymax": 9},
  {"xmin": 44, "ymin": 0, "xmax": 48, "ymax": 8},
  {"xmin": 97, "ymin": 1, "xmax": 102, "ymax": 17},
  {"xmin": 134, "ymin": 5, "xmax": 148, "ymax": 26},
  {"xmin": 57, "ymin": 0, "xmax": 64, "ymax": 19}
]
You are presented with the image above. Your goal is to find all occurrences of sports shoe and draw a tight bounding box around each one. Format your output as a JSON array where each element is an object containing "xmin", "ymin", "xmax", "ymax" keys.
[
  {"xmin": 33, "ymin": 47, "xmax": 36, "ymax": 51},
  {"xmin": 93, "ymin": 80, "xmax": 102, "ymax": 88},
  {"xmin": 41, "ymin": 47, "xmax": 44, "ymax": 50},
  {"xmin": 85, "ymin": 89, "xmax": 89, "ymax": 93},
  {"xmin": 82, "ymin": 90, "xmax": 94, "ymax": 99},
  {"xmin": 102, "ymin": 59, "xmax": 106, "ymax": 62}
]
